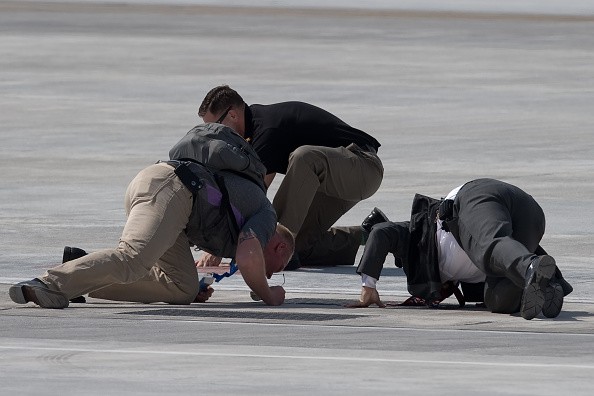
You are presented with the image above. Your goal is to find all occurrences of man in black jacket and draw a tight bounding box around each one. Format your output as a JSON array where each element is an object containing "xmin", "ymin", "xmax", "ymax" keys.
[
  {"xmin": 199, "ymin": 85, "xmax": 384, "ymax": 269},
  {"xmin": 351, "ymin": 179, "xmax": 572, "ymax": 320}
]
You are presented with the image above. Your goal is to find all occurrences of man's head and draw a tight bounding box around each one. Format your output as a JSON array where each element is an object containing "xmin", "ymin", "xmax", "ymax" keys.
[
  {"xmin": 263, "ymin": 224, "xmax": 295, "ymax": 278},
  {"xmin": 199, "ymin": 85, "xmax": 247, "ymax": 136}
]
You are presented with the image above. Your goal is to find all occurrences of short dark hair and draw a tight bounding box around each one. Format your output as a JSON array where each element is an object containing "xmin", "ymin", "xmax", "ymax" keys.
[{"xmin": 198, "ymin": 85, "xmax": 245, "ymax": 117}]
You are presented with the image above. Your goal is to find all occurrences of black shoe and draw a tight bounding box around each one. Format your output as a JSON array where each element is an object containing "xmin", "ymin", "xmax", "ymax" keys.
[
  {"xmin": 62, "ymin": 246, "xmax": 88, "ymax": 303},
  {"xmin": 542, "ymin": 282, "xmax": 564, "ymax": 318},
  {"xmin": 284, "ymin": 254, "xmax": 301, "ymax": 271},
  {"xmin": 9, "ymin": 278, "xmax": 69, "ymax": 309},
  {"xmin": 552, "ymin": 267, "xmax": 573, "ymax": 296},
  {"xmin": 520, "ymin": 255, "xmax": 556, "ymax": 320},
  {"xmin": 62, "ymin": 246, "xmax": 88, "ymax": 263},
  {"xmin": 69, "ymin": 296, "xmax": 87, "ymax": 303},
  {"xmin": 558, "ymin": 277, "xmax": 574, "ymax": 296},
  {"xmin": 361, "ymin": 207, "xmax": 389, "ymax": 234}
]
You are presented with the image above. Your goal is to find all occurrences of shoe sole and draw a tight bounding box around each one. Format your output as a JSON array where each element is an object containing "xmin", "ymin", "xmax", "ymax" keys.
[
  {"xmin": 11, "ymin": 284, "xmax": 69, "ymax": 309},
  {"xmin": 542, "ymin": 283, "xmax": 564, "ymax": 318},
  {"xmin": 521, "ymin": 283, "xmax": 545, "ymax": 320},
  {"xmin": 520, "ymin": 256, "xmax": 556, "ymax": 320},
  {"xmin": 8, "ymin": 284, "xmax": 27, "ymax": 304}
]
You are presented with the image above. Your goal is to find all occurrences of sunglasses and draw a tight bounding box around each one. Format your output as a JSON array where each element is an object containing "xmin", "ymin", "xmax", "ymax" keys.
[{"xmin": 215, "ymin": 106, "xmax": 232, "ymax": 124}]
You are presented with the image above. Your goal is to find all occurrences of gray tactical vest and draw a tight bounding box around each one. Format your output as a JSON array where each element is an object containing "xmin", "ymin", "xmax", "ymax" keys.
[
  {"xmin": 167, "ymin": 123, "xmax": 267, "ymax": 257},
  {"xmin": 169, "ymin": 123, "xmax": 266, "ymax": 191}
]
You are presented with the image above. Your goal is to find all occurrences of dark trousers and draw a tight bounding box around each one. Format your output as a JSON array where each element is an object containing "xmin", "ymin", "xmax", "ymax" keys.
[
  {"xmin": 483, "ymin": 277, "xmax": 523, "ymax": 313},
  {"xmin": 274, "ymin": 144, "xmax": 383, "ymax": 266},
  {"xmin": 451, "ymin": 178, "xmax": 546, "ymax": 289},
  {"xmin": 356, "ymin": 221, "xmax": 409, "ymax": 279}
]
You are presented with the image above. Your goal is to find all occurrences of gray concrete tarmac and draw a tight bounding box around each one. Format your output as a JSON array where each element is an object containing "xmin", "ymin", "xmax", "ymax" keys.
[{"xmin": 1, "ymin": 1, "xmax": 593, "ymax": 394}]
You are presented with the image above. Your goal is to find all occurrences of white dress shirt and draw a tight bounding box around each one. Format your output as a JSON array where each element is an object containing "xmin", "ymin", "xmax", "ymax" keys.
[
  {"xmin": 436, "ymin": 185, "xmax": 485, "ymax": 283},
  {"xmin": 362, "ymin": 185, "xmax": 485, "ymax": 288}
]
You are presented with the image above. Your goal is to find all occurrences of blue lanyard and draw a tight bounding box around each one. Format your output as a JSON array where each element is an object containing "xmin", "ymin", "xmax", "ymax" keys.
[
  {"xmin": 211, "ymin": 260, "xmax": 238, "ymax": 283},
  {"xmin": 199, "ymin": 260, "xmax": 238, "ymax": 292}
]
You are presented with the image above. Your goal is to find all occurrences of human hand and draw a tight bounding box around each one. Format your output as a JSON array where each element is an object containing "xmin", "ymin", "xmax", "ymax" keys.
[
  {"xmin": 346, "ymin": 286, "xmax": 386, "ymax": 308},
  {"xmin": 263, "ymin": 285, "xmax": 285, "ymax": 306},
  {"xmin": 194, "ymin": 286, "xmax": 214, "ymax": 303},
  {"xmin": 195, "ymin": 253, "xmax": 222, "ymax": 267}
]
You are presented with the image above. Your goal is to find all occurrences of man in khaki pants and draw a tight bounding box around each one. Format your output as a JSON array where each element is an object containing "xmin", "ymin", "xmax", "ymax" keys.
[
  {"xmin": 10, "ymin": 148, "xmax": 294, "ymax": 309},
  {"xmin": 199, "ymin": 85, "xmax": 383, "ymax": 269}
]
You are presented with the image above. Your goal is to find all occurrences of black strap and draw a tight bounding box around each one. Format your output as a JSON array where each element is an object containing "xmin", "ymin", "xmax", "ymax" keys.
[
  {"xmin": 171, "ymin": 157, "xmax": 265, "ymax": 192},
  {"xmin": 168, "ymin": 160, "xmax": 240, "ymax": 246},
  {"xmin": 213, "ymin": 173, "xmax": 240, "ymax": 240},
  {"xmin": 401, "ymin": 281, "xmax": 466, "ymax": 308},
  {"xmin": 438, "ymin": 199, "xmax": 455, "ymax": 232},
  {"xmin": 167, "ymin": 160, "xmax": 204, "ymax": 194}
]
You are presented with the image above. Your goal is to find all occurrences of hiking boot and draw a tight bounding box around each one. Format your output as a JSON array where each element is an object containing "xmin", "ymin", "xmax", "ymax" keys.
[
  {"xmin": 520, "ymin": 255, "xmax": 556, "ymax": 320},
  {"xmin": 9, "ymin": 278, "xmax": 69, "ymax": 309},
  {"xmin": 542, "ymin": 282, "xmax": 564, "ymax": 318},
  {"xmin": 361, "ymin": 207, "xmax": 389, "ymax": 234}
]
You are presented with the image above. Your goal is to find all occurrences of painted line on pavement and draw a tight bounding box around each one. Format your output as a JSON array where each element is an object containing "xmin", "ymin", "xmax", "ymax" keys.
[{"xmin": 1, "ymin": 344, "xmax": 593, "ymax": 370}]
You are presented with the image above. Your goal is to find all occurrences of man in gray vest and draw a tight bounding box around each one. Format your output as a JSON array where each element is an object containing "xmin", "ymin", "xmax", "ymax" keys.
[{"xmin": 9, "ymin": 125, "xmax": 295, "ymax": 309}]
